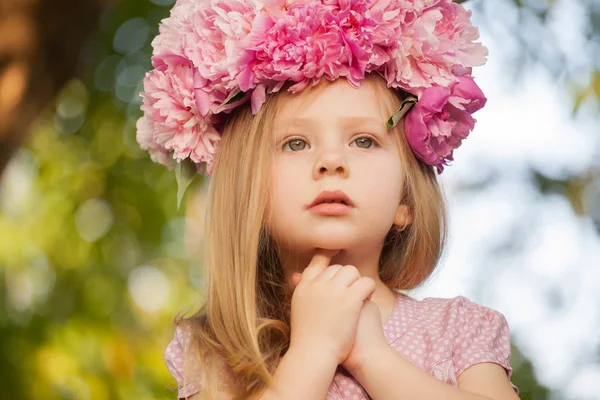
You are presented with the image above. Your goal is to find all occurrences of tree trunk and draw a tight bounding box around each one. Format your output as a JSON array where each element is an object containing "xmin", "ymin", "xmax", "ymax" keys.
[{"xmin": 0, "ymin": 0, "xmax": 117, "ymax": 174}]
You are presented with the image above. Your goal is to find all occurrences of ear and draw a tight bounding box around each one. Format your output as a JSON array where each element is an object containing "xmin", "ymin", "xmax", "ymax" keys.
[
  {"xmin": 292, "ymin": 272, "xmax": 301, "ymax": 287},
  {"xmin": 394, "ymin": 204, "xmax": 413, "ymax": 227}
]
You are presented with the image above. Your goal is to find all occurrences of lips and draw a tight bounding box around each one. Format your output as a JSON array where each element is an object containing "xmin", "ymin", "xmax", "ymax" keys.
[{"xmin": 307, "ymin": 190, "xmax": 355, "ymax": 209}]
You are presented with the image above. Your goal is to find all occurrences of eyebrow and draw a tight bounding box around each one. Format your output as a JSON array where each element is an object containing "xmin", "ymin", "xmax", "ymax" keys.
[{"xmin": 278, "ymin": 116, "xmax": 385, "ymax": 130}]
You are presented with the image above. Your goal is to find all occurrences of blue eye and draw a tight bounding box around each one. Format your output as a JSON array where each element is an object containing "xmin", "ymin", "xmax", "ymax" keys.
[
  {"xmin": 353, "ymin": 137, "xmax": 373, "ymax": 148},
  {"xmin": 283, "ymin": 139, "xmax": 308, "ymax": 152}
]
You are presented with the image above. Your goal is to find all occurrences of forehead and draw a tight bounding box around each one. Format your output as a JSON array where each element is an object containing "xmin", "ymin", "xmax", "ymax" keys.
[{"xmin": 273, "ymin": 78, "xmax": 397, "ymax": 129}]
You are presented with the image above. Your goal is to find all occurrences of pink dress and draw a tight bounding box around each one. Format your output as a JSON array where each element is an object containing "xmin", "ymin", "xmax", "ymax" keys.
[{"xmin": 165, "ymin": 293, "xmax": 518, "ymax": 399}]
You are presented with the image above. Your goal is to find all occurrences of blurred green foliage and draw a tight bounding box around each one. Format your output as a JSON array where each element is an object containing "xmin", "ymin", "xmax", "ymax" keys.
[{"xmin": 0, "ymin": 0, "xmax": 205, "ymax": 398}]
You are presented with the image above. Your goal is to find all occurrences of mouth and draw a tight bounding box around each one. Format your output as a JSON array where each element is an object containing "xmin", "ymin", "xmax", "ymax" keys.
[{"xmin": 307, "ymin": 190, "xmax": 355, "ymax": 215}]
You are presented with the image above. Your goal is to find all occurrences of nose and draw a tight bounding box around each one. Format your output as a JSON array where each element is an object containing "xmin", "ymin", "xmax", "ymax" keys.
[{"xmin": 313, "ymin": 147, "xmax": 349, "ymax": 180}]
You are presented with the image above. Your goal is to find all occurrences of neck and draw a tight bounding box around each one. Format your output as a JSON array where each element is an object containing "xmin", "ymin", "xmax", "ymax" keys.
[{"xmin": 279, "ymin": 246, "xmax": 380, "ymax": 281}]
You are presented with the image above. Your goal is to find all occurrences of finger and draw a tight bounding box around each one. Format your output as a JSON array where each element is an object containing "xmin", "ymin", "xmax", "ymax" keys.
[
  {"xmin": 348, "ymin": 276, "xmax": 377, "ymax": 302},
  {"xmin": 331, "ymin": 265, "xmax": 361, "ymax": 287},
  {"xmin": 301, "ymin": 248, "xmax": 339, "ymax": 281},
  {"xmin": 293, "ymin": 264, "xmax": 342, "ymax": 287},
  {"xmin": 317, "ymin": 264, "xmax": 343, "ymax": 281}
]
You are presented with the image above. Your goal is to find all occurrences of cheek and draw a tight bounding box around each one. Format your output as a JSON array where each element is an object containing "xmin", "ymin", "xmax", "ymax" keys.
[
  {"xmin": 269, "ymin": 161, "xmax": 304, "ymax": 214},
  {"xmin": 362, "ymin": 153, "xmax": 403, "ymax": 191},
  {"xmin": 369, "ymin": 181, "xmax": 402, "ymax": 214},
  {"xmin": 268, "ymin": 164, "xmax": 309, "ymax": 245},
  {"xmin": 272, "ymin": 154, "xmax": 308, "ymax": 181},
  {"xmin": 357, "ymin": 156, "xmax": 404, "ymax": 213}
]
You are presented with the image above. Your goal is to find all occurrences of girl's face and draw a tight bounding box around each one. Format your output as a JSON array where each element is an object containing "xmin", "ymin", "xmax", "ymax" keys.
[{"xmin": 268, "ymin": 78, "xmax": 406, "ymax": 255}]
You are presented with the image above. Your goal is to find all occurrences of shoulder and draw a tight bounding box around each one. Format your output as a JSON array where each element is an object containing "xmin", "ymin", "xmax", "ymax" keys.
[
  {"xmin": 416, "ymin": 294, "xmax": 500, "ymax": 314},
  {"xmin": 165, "ymin": 322, "xmax": 237, "ymax": 398},
  {"xmin": 394, "ymin": 293, "xmax": 517, "ymax": 392},
  {"xmin": 418, "ymin": 296, "xmax": 512, "ymax": 373},
  {"xmin": 165, "ymin": 324, "xmax": 194, "ymax": 371},
  {"xmin": 404, "ymin": 294, "xmax": 511, "ymax": 349},
  {"xmin": 414, "ymin": 295, "xmax": 509, "ymax": 333},
  {"xmin": 165, "ymin": 324, "xmax": 204, "ymax": 399},
  {"xmin": 417, "ymin": 295, "xmax": 511, "ymax": 346}
]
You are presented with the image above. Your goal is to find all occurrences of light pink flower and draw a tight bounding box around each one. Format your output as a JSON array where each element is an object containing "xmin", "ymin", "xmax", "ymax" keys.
[
  {"xmin": 136, "ymin": 116, "xmax": 173, "ymax": 169},
  {"xmin": 152, "ymin": 0, "xmax": 261, "ymax": 116},
  {"xmin": 251, "ymin": 2, "xmax": 347, "ymax": 95},
  {"xmin": 384, "ymin": 0, "xmax": 487, "ymax": 95},
  {"xmin": 138, "ymin": 0, "xmax": 489, "ymax": 175},
  {"xmin": 404, "ymin": 76, "xmax": 486, "ymax": 172},
  {"xmin": 333, "ymin": 0, "xmax": 378, "ymax": 84},
  {"xmin": 139, "ymin": 64, "xmax": 220, "ymax": 172}
]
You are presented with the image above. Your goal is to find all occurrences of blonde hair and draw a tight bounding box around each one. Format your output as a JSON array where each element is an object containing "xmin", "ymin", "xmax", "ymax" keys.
[{"xmin": 176, "ymin": 74, "xmax": 447, "ymax": 399}]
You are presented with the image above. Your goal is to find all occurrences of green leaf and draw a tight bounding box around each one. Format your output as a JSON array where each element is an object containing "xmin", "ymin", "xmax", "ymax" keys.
[
  {"xmin": 387, "ymin": 95, "xmax": 418, "ymax": 129},
  {"xmin": 592, "ymin": 71, "xmax": 600, "ymax": 99},
  {"xmin": 216, "ymin": 90, "xmax": 247, "ymax": 113},
  {"xmin": 175, "ymin": 158, "xmax": 197, "ymax": 209}
]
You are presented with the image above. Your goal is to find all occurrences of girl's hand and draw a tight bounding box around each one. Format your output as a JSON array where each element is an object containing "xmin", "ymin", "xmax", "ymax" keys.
[
  {"xmin": 289, "ymin": 249, "xmax": 376, "ymax": 366},
  {"xmin": 340, "ymin": 299, "xmax": 388, "ymax": 374},
  {"xmin": 291, "ymin": 272, "xmax": 389, "ymax": 374}
]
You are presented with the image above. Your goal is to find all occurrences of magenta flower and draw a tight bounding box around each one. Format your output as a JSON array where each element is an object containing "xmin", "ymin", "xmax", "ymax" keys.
[{"xmin": 404, "ymin": 76, "xmax": 486, "ymax": 172}]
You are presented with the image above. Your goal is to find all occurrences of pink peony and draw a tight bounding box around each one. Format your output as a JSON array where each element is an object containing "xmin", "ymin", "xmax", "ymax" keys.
[
  {"xmin": 138, "ymin": 0, "xmax": 489, "ymax": 175},
  {"xmin": 139, "ymin": 64, "xmax": 220, "ymax": 172},
  {"xmin": 333, "ymin": 0, "xmax": 378, "ymax": 84},
  {"xmin": 384, "ymin": 0, "xmax": 487, "ymax": 95},
  {"xmin": 136, "ymin": 116, "xmax": 173, "ymax": 168},
  {"xmin": 250, "ymin": 2, "xmax": 348, "ymax": 95},
  {"xmin": 152, "ymin": 0, "xmax": 262, "ymax": 116},
  {"xmin": 404, "ymin": 76, "xmax": 486, "ymax": 172}
]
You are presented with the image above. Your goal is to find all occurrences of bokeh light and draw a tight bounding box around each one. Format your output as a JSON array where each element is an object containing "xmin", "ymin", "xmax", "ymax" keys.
[
  {"xmin": 128, "ymin": 265, "xmax": 170, "ymax": 314},
  {"xmin": 75, "ymin": 198, "xmax": 113, "ymax": 243}
]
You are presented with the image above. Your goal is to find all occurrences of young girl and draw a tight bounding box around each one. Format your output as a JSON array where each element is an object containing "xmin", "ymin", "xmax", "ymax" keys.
[{"xmin": 137, "ymin": 0, "xmax": 520, "ymax": 399}]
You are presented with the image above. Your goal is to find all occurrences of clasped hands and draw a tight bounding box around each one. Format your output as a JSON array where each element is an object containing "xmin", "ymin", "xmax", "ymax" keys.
[{"xmin": 288, "ymin": 249, "xmax": 390, "ymax": 375}]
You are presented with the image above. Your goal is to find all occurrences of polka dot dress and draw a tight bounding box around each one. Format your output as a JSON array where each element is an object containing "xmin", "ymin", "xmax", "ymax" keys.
[{"xmin": 165, "ymin": 293, "xmax": 518, "ymax": 399}]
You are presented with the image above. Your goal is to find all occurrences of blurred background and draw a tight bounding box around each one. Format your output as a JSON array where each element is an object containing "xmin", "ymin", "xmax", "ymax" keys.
[{"xmin": 0, "ymin": 0, "xmax": 598, "ymax": 398}]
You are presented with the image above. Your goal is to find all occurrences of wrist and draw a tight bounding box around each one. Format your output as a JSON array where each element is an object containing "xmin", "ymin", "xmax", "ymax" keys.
[
  {"xmin": 346, "ymin": 341, "xmax": 391, "ymax": 377},
  {"xmin": 286, "ymin": 342, "xmax": 339, "ymax": 371},
  {"xmin": 271, "ymin": 344, "xmax": 338, "ymax": 400}
]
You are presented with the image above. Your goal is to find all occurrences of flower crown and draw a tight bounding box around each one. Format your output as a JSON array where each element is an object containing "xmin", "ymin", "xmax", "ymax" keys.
[{"xmin": 137, "ymin": 0, "xmax": 488, "ymax": 196}]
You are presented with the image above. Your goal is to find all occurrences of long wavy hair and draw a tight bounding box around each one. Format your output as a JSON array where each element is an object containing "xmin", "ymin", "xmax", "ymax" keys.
[{"xmin": 176, "ymin": 74, "xmax": 447, "ymax": 399}]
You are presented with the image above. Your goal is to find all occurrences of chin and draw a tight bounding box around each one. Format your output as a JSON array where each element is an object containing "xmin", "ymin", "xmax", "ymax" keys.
[
  {"xmin": 309, "ymin": 233, "xmax": 359, "ymax": 250},
  {"xmin": 312, "ymin": 242, "xmax": 350, "ymax": 251}
]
